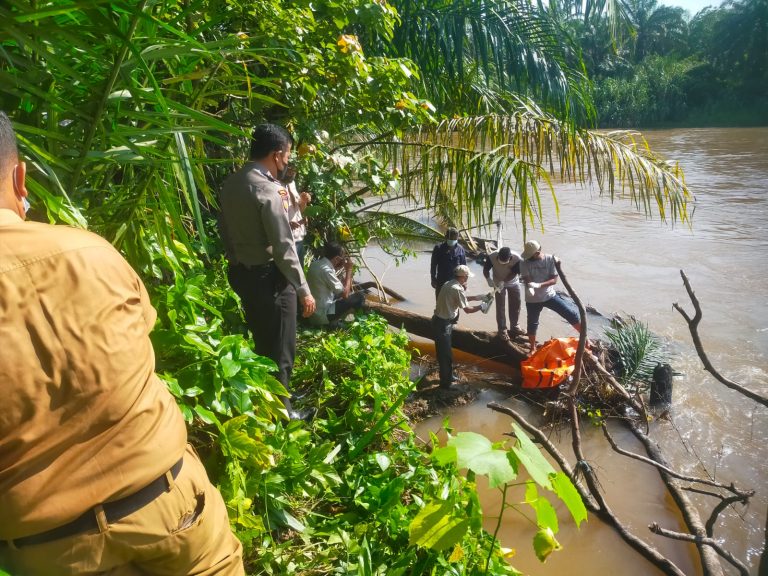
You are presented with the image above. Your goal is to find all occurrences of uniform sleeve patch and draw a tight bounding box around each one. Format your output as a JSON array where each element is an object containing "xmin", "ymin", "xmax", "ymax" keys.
[{"xmin": 278, "ymin": 188, "xmax": 289, "ymax": 212}]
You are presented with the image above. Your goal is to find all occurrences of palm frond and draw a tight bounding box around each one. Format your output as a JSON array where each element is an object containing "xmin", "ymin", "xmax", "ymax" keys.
[{"xmin": 604, "ymin": 318, "xmax": 664, "ymax": 386}]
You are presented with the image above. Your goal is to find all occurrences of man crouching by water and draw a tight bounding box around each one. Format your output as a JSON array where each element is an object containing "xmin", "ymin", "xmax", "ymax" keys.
[{"xmin": 432, "ymin": 265, "xmax": 487, "ymax": 388}]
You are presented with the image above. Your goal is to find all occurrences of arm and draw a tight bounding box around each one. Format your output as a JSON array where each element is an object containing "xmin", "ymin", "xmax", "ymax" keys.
[
  {"xmin": 458, "ymin": 246, "xmax": 467, "ymax": 265},
  {"xmin": 482, "ymin": 256, "xmax": 495, "ymax": 287},
  {"xmin": 340, "ymin": 258, "xmax": 354, "ymax": 298},
  {"xmin": 430, "ymin": 246, "xmax": 439, "ymax": 288},
  {"xmin": 262, "ymin": 191, "xmax": 316, "ymax": 316}
]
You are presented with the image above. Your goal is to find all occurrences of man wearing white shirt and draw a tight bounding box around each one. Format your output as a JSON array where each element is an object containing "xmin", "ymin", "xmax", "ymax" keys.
[
  {"xmin": 482, "ymin": 246, "xmax": 523, "ymax": 341},
  {"xmin": 307, "ymin": 242, "xmax": 365, "ymax": 326}
]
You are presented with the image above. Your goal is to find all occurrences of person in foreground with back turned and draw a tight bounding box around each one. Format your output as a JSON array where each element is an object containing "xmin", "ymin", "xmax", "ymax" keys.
[
  {"xmin": 519, "ymin": 239, "xmax": 582, "ymax": 355},
  {"xmin": 0, "ymin": 111, "xmax": 244, "ymax": 575},
  {"xmin": 432, "ymin": 264, "xmax": 488, "ymax": 388},
  {"xmin": 218, "ymin": 123, "xmax": 316, "ymax": 420}
]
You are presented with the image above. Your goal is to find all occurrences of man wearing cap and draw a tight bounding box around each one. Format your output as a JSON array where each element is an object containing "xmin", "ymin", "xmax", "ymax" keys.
[
  {"xmin": 430, "ymin": 227, "xmax": 467, "ymax": 299},
  {"xmin": 0, "ymin": 111, "xmax": 244, "ymax": 574},
  {"xmin": 519, "ymin": 240, "xmax": 582, "ymax": 355},
  {"xmin": 432, "ymin": 264, "xmax": 487, "ymax": 388},
  {"xmin": 482, "ymin": 246, "xmax": 523, "ymax": 341},
  {"xmin": 219, "ymin": 123, "xmax": 316, "ymax": 419}
]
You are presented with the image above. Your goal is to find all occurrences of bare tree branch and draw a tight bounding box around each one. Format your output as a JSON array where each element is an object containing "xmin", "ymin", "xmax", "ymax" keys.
[
  {"xmin": 602, "ymin": 424, "xmax": 753, "ymax": 499},
  {"xmin": 674, "ymin": 270, "xmax": 768, "ymax": 408},
  {"xmin": 649, "ymin": 523, "xmax": 749, "ymax": 576}
]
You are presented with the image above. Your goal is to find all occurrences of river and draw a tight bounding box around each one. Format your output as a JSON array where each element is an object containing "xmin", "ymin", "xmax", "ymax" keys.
[{"xmin": 361, "ymin": 127, "xmax": 768, "ymax": 575}]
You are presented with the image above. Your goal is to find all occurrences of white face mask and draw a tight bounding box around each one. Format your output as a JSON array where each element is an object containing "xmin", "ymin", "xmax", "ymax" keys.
[{"xmin": 446, "ymin": 239, "xmax": 458, "ymax": 247}]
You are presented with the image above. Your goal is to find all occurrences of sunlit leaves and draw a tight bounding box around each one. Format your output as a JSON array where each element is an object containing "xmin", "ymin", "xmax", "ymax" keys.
[
  {"xmin": 409, "ymin": 500, "xmax": 471, "ymax": 551},
  {"xmin": 447, "ymin": 431, "xmax": 518, "ymax": 488}
]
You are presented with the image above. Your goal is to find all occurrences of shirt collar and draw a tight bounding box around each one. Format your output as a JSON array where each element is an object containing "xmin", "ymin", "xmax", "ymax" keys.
[{"xmin": 0, "ymin": 208, "xmax": 23, "ymax": 227}]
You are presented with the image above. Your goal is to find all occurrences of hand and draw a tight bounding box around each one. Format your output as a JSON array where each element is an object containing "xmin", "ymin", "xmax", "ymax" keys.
[
  {"xmin": 528, "ymin": 282, "xmax": 541, "ymax": 289},
  {"xmin": 344, "ymin": 258, "xmax": 354, "ymax": 270},
  {"xmin": 301, "ymin": 294, "xmax": 316, "ymax": 318},
  {"xmin": 299, "ymin": 191, "xmax": 312, "ymax": 210},
  {"xmin": 431, "ymin": 279, "xmax": 438, "ymax": 289},
  {"xmin": 485, "ymin": 277, "xmax": 494, "ymax": 288}
]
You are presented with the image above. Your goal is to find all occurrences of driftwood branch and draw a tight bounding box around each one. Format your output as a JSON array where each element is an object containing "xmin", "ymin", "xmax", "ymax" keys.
[
  {"xmin": 601, "ymin": 424, "xmax": 753, "ymax": 499},
  {"xmin": 705, "ymin": 494, "xmax": 752, "ymax": 538},
  {"xmin": 649, "ymin": 523, "xmax": 749, "ymax": 576},
  {"xmin": 673, "ymin": 269, "xmax": 768, "ymax": 408},
  {"xmin": 354, "ymin": 281, "xmax": 407, "ymax": 302},
  {"xmin": 553, "ymin": 259, "xmax": 588, "ymax": 395},
  {"xmin": 487, "ymin": 401, "xmax": 687, "ymax": 576},
  {"xmin": 630, "ymin": 423, "xmax": 725, "ymax": 576}
]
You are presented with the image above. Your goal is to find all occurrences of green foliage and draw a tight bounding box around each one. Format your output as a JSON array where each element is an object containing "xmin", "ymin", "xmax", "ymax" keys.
[
  {"xmin": 424, "ymin": 423, "xmax": 587, "ymax": 568},
  {"xmin": 604, "ymin": 317, "xmax": 664, "ymax": 388}
]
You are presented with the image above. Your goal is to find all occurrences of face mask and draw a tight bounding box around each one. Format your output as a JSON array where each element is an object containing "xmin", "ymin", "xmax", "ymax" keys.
[
  {"xmin": 278, "ymin": 163, "xmax": 297, "ymax": 184},
  {"xmin": 446, "ymin": 239, "xmax": 458, "ymax": 247}
]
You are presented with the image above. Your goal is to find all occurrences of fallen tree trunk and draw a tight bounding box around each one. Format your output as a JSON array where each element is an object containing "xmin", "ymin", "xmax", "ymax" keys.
[{"xmin": 365, "ymin": 300, "xmax": 529, "ymax": 366}]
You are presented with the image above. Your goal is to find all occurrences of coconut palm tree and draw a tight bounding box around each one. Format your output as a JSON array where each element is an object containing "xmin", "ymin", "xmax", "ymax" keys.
[{"xmin": 0, "ymin": 0, "xmax": 690, "ymax": 275}]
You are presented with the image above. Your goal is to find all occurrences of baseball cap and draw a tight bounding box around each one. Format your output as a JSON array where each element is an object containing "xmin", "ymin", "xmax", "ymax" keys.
[
  {"xmin": 521, "ymin": 240, "xmax": 541, "ymax": 260},
  {"xmin": 453, "ymin": 264, "xmax": 473, "ymax": 278}
]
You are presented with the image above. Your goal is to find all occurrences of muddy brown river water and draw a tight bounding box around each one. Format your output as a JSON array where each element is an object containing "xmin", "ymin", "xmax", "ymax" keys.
[{"xmin": 361, "ymin": 127, "xmax": 768, "ymax": 575}]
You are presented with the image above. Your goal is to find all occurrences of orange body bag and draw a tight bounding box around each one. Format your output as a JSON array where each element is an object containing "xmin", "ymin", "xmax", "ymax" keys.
[{"xmin": 520, "ymin": 337, "xmax": 579, "ymax": 389}]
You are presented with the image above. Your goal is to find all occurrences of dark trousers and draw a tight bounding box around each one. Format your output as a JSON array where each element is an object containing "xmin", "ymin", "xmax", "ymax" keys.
[
  {"xmin": 227, "ymin": 262, "xmax": 297, "ymax": 410},
  {"xmin": 328, "ymin": 291, "xmax": 365, "ymax": 322},
  {"xmin": 495, "ymin": 284, "xmax": 521, "ymax": 332},
  {"xmin": 432, "ymin": 315, "xmax": 455, "ymax": 388},
  {"xmin": 525, "ymin": 293, "xmax": 580, "ymax": 336}
]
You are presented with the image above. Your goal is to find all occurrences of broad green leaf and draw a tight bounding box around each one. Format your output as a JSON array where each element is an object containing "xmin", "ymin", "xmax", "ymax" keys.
[
  {"xmin": 448, "ymin": 431, "xmax": 516, "ymax": 488},
  {"xmin": 220, "ymin": 356, "xmax": 241, "ymax": 378},
  {"xmin": 193, "ymin": 404, "xmax": 220, "ymax": 427},
  {"xmin": 374, "ymin": 452, "xmax": 391, "ymax": 471},
  {"xmin": 431, "ymin": 445, "xmax": 457, "ymax": 466},
  {"xmin": 551, "ymin": 472, "xmax": 588, "ymax": 528},
  {"xmin": 525, "ymin": 481, "xmax": 558, "ymax": 534},
  {"xmin": 272, "ymin": 508, "xmax": 306, "ymax": 533},
  {"xmin": 510, "ymin": 423, "xmax": 555, "ymax": 490},
  {"xmin": 533, "ymin": 527, "xmax": 562, "ymax": 562},
  {"xmin": 409, "ymin": 500, "xmax": 470, "ymax": 551}
]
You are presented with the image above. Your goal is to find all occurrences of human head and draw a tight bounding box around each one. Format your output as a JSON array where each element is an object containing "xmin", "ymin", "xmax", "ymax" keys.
[
  {"xmin": 248, "ymin": 123, "xmax": 294, "ymax": 181},
  {"xmin": 498, "ymin": 247, "xmax": 511, "ymax": 262},
  {"xmin": 453, "ymin": 264, "xmax": 473, "ymax": 285},
  {"xmin": 323, "ymin": 241, "xmax": 347, "ymax": 267},
  {"xmin": 0, "ymin": 111, "xmax": 28, "ymax": 219},
  {"xmin": 445, "ymin": 227, "xmax": 460, "ymax": 248},
  {"xmin": 521, "ymin": 240, "xmax": 541, "ymax": 260}
]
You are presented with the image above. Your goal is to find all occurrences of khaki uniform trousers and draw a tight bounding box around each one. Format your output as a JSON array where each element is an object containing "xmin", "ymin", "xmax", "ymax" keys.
[{"xmin": 0, "ymin": 445, "xmax": 244, "ymax": 576}]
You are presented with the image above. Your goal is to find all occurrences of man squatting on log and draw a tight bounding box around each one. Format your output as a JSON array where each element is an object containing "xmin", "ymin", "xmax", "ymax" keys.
[{"xmin": 0, "ymin": 111, "xmax": 245, "ymax": 574}]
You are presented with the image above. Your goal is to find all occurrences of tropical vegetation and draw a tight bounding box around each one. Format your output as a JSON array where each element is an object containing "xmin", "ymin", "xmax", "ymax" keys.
[{"xmin": 0, "ymin": 0, "xmax": 702, "ymax": 572}]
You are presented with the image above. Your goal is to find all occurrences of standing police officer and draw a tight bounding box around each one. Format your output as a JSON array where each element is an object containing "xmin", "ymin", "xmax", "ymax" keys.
[{"xmin": 218, "ymin": 123, "xmax": 316, "ymax": 419}]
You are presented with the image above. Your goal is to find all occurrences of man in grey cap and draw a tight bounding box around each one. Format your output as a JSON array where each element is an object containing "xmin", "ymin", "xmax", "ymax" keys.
[
  {"xmin": 432, "ymin": 264, "xmax": 487, "ymax": 388},
  {"xmin": 218, "ymin": 123, "xmax": 316, "ymax": 419},
  {"xmin": 430, "ymin": 227, "xmax": 466, "ymax": 299},
  {"xmin": 519, "ymin": 240, "xmax": 581, "ymax": 355}
]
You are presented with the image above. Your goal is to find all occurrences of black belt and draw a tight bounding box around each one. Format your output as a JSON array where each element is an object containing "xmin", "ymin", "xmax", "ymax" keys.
[{"xmin": 2, "ymin": 458, "xmax": 183, "ymax": 549}]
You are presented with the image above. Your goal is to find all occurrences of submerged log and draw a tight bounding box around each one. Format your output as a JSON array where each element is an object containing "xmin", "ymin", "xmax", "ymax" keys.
[{"xmin": 365, "ymin": 300, "xmax": 528, "ymax": 366}]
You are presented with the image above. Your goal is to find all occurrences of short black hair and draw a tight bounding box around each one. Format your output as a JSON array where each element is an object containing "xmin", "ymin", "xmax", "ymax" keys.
[
  {"xmin": 446, "ymin": 227, "xmax": 459, "ymax": 239},
  {"xmin": 499, "ymin": 247, "xmax": 511, "ymax": 261},
  {"xmin": 249, "ymin": 123, "xmax": 294, "ymax": 160},
  {"xmin": 0, "ymin": 112, "xmax": 19, "ymax": 179},
  {"xmin": 323, "ymin": 241, "xmax": 346, "ymax": 260}
]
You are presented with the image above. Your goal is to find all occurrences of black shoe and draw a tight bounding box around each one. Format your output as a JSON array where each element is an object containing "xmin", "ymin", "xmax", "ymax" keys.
[{"xmin": 288, "ymin": 407, "xmax": 316, "ymax": 422}]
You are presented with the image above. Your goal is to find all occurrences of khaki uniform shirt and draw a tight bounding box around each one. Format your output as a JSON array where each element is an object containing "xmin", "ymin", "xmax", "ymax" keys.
[
  {"xmin": 218, "ymin": 163, "xmax": 310, "ymax": 298},
  {"xmin": 0, "ymin": 209, "xmax": 187, "ymax": 540},
  {"xmin": 434, "ymin": 279, "xmax": 468, "ymax": 320}
]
